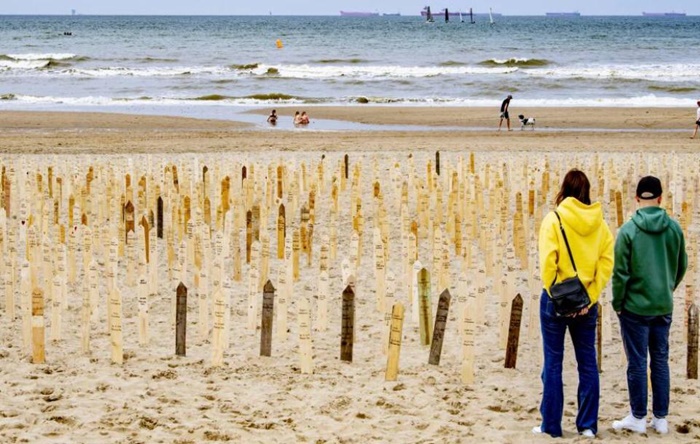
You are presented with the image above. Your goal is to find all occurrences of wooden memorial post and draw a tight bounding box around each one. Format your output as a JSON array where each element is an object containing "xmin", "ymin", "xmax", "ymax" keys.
[
  {"xmin": 689, "ymin": 304, "xmax": 699, "ymax": 380},
  {"xmin": 317, "ymin": 270, "xmax": 329, "ymax": 332},
  {"xmin": 138, "ymin": 275, "xmax": 149, "ymax": 346},
  {"xmin": 277, "ymin": 203, "xmax": 285, "ymax": 259},
  {"xmin": 418, "ymin": 268, "xmax": 433, "ymax": 346},
  {"xmin": 32, "ymin": 288, "xmax": 45, "ymax": 364},
  {"xmin": 292, "ymin": 229, "xmax": 300, "ymax": 281},
  {"xmin": 504, "ymin": 294, "xmax": 524, "ymax": 369},
  {"xmin": 176, "ymin": 282, "xmax": 187, "ymax": 356},
  {"xmin": 341, "ymin": 285, "xmax": 355, "ymax": 362},
  {"xmin": 461, "ymin": 302, "xmax": 476, "ymax": 384},
  {"xmin": 597, "ymin": 303, "xmax": 603, "ymax": 373},
  {"xmin": 109, "ymin": 286, "xmax": 123, "ymax": 365},
  {"xmin": 211, "ymin": 287, "xmax": 225, "ymax": 366},
  {"xmin": 298, "ymin": 287, "xmax": 313, "ymax": 374},
  {"xmin": 157, "ymin": 196, "xmax": 164, "ymax": 239},
  {"xmin": 260, "ymin": 280, "xmax": 275, "ymax": 357},
  {"xmin": 429, "ymin": 289, "xmax": 451, "ymax": 365},
  {"xmin": 385, "ymin": 302, "xmax": 405, "ymax": 382}
]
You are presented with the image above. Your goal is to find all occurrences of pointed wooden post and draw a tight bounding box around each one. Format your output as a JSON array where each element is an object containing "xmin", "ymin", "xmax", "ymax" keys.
[
  {"xmin": 435, "ymin": 150, "xmax": 440, "ymax": 176},
  {"xmin": 109, "ymin": 286, "xmax": 123, "ymax": 365},
  {"xmin": 504, "ymin": 294, "xmax": 524, "ymax": 369},
  {"xmin": 260, "ymin": 280, "xmax": 275, "ymax": 357},
  {"xmin": 385, "ymin": 302, "xmax": 405, "ymax": 381},
  {"xmin": 176, "ymin": 282, "xmax": 187, "ymax": 356},
  {"xmin": 462, "ymin": 302, "xmax": 476, "ymax": 384},
  {"xmin": 340, "ymin": 285, "xmax": 355, "ymax": 362},
  {"xmin": 124, "ymin": 201, "xmax": 135, "ymax": 243},
  {"xmin": 418, "ymin": 268, "xmax": 433, "ymax": 346},
  {"xmin": 277, "ymin": 203, "xmax": 286, "ymax": 259},
  {"xmin": 157, "ymin": 196, "xmax": 164, "ymax": 239},
  {"xmin": 429, "ymin": 289, "xmax": 451, "ymax": 365},
  {"xmin": 344, "ymin": 154, "xmax": 349, "ymax": 180},
  {"xmin": 32, "ymin": 288, "xmax": 45, "ymax": 364},
  {"xmin": 298, "ymin": 287, "xmax": 313, "ymax": 374},
  {"xmin": 688, "ymin": 304, "xmax": 698, "ymax": 380}
]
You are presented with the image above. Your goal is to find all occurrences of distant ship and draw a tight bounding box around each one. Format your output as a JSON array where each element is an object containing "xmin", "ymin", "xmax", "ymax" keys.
[
  {"xmin": 339, "ymin": 11, "xmax": 379, "ymax": 17},
  {"xmin": 545, "ymin": 12, "xmax": 581, "ymax": 17},
  {"xmin": 421, "ymin": 7, "xmax": 501, "ymax": 18},
  {"xmin": 642, "ymin": 12, "xmax": 686, "ymax": 17},
  {"xmin": 382, "ymin": 13, "xmax": 401, "ymax": 17}
]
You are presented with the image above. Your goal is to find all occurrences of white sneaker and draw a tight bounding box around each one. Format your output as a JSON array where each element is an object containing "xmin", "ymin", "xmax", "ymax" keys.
[
  {"xmin": 532, "ymin": 426, "xmax": 542, "ymax": 434},
  {"xmin": 580, "ymin": 429, "xmax": 595, "ymax": 438},
  {"xmin": 650, "ymin": 416, "xmax": 668, "ymax": 434},
  {"xmin": 613, "ymin": 414, "xmax": 646, "ymax": 433}
]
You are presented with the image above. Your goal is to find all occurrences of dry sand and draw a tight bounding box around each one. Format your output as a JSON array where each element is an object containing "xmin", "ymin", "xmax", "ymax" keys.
[{"xmin": 0, "ymin": 109, "xmax": 699, "ymax": 444}]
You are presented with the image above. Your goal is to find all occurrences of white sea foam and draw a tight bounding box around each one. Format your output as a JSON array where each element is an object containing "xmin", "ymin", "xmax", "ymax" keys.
[
  {"xmin": 6, "ymin": 53, "xmax": 78, "ymax": 61},
  {"xmin": 1, "ymin": 93, "xmax": 693, "ymax": 108}
]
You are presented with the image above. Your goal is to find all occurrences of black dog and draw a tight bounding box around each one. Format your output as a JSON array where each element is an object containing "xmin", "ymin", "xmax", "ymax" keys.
[{"xmin": 518, "ymin": 114, "xmax": 535, "ymax": 130}]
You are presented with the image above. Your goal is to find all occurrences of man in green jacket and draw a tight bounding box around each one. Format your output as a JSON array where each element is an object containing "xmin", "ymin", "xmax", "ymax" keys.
[{"xmin": 612, "ymin": 176, "xmax": 687, "ymax": 435}]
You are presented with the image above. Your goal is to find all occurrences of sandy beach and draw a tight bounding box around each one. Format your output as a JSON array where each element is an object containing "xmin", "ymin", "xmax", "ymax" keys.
[{"xmin": 0, "ymin": 108, "xmax": 699, "ymax": 444}]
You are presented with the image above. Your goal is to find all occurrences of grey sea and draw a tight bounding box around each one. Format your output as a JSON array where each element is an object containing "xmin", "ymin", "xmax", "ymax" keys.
[{"xmin": 1, "ymin": 14, "xmax": 699, "ymax": 119}]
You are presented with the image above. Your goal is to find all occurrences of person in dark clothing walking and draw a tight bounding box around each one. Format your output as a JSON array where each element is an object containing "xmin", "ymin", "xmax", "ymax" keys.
[
  {"xmin": 612, "ymin": 176, "xmax": 687, "ymax": 435},
  {"xmin": 498, "ymin": 94, "xmax": 512, "ymax": 131}
]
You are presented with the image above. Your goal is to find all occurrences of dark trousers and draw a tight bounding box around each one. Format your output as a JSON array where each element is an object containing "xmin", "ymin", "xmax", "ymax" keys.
[
  {"xmin": 539, "ymin": 291, "xmax": 599, "ymax": 437},
  {"xmin": 618, "ymin": 310, "xmax": 672, "ymax": 419}
]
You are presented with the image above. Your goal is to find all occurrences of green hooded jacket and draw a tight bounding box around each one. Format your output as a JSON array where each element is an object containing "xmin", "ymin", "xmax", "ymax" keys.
[{"xmin": 612, "ymin": 206, "xmax": 687, "ymax": 316}]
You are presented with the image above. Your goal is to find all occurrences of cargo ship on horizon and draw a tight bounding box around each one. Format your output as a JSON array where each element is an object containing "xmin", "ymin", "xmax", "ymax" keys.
[
  {"xmin": 545, "ymin": 12, "xmax": 581, "ymax": 17},
  {"xmin": 642, "ymin": 12, "xmax": 686, "ymax": 17},
  {"xmin": 339, "ymin": 11, "xmax": 379, "ymax": 17}
]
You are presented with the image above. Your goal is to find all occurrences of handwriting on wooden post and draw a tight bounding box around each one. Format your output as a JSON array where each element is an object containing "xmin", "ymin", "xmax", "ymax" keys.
[
  {"xmin": 32, "ymin": 288, "xmax": 45, "ymax": 364},
  {"xmin": 340, "ymin": 285, "xmax": 355, "ymax": 362},
  {"xmin": 504, "ymin": 294, "xmax": 523, "ymax": 369},
  {"xmin": 176, "ymin": 282, "xmax": 187, "ymax": 356},
  {"xmin": 418, "ymin": 268, "xmax": 433, "ymax": 346},
  {"xmin": 688, "ymin": 304, "xmax": 698, "ymax": 380},
  {"xmin": 385, "ymin": 302, "xmax": 405, "ymax": 381},
  {"xmin": 429, "ymin": 289, "xmax": 451, "ymax": 365},
  {"xmin": 260, "ymin": 280, "xmax": 275, "ymax": 357}
]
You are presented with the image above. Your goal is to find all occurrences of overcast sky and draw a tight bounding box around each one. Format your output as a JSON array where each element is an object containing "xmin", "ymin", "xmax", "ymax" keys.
[{"xmin": 1, "ymin": 1, "xmax": 697, "ymax": 16}]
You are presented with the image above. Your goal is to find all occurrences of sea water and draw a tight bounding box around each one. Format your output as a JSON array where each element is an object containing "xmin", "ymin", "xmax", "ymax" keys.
[{"xmin": 1, "ymin": 14, "xmax": 699, "ymax": 120}]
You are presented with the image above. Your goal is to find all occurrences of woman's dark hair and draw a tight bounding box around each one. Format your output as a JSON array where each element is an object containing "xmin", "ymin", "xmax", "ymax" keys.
[{"xmin": 555, "ymin": 169, "xmax": 591, "ymax": 205}]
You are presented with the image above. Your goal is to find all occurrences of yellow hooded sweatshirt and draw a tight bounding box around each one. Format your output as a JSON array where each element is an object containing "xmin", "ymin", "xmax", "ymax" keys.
[{"xmin": 539, "ymin": 197, "xmax": 614, "ymax": 306}]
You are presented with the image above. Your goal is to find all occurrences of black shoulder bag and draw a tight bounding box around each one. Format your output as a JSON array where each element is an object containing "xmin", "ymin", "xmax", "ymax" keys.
[{"xmin": 549, "ymin": 211, "xmax": 591, "ymax": 317}]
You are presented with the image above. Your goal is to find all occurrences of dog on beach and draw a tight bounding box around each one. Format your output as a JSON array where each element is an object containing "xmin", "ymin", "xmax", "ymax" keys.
[{"xmin": 518, "ymin": 114, "xmax": 536, "ymax": 130}]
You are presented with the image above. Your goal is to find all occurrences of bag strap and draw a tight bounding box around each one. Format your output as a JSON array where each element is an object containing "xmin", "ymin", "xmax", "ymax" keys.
[{"xmin": 554, "ymin": 211, "xmax": 578, "ymax": 273}]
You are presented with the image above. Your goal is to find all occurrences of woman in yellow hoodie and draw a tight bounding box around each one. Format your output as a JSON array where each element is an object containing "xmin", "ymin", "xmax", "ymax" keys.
[{"xmin": 533, "ymin": 169, "xmax": 614, "ymax": 438}]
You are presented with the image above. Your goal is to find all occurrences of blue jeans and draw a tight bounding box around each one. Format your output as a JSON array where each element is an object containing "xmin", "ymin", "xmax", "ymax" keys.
[
  {"xmin": 539, "ymin": 291, "xmax": 599, "ymax": 437},
  {"xmin": 618, "ymin": 310, "xmax": 672, "ymax": 419}
]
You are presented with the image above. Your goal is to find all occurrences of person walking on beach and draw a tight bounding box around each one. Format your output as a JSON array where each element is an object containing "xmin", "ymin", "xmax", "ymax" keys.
[
  {"xmin": 498, "ymin": 94, "xmax": 512, "ymax": 131},
  {"xmin": 611, "ymin": 176, "xmax": 687, "ymax": 435},
  {"xmin": 692, "ymin": 100, "xmax": 700, "ymax": 139},
  {"xmin": 534, "ymin": 169, "xmax": 614, "ymax": 438}
]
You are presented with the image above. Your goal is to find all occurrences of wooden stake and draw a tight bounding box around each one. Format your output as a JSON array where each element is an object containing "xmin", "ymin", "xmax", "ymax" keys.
[
  {"xmin": 504, "ymin": 294, "xmax": 524, "ymax": 369},
  {"xmin": 340, "ymin": 285, "xmax": 355, "ymax": 362},
  {"xmin": 418, "ymin": 268, "xmax": 433, "ymax": 346},
  {"xmin": 597, "ymin": 302, "xmax": 603, "ymax": 373},
  {"xmin": 109, "ymin": 286, "xmax": 123, "ymax": 365},
  {"xmin": 429, "ymin": 289, "xmax": 451, "ymax": 366},
  {"xmin": 260, "ymin": 280, "xmax": 275, "ymax": 357},
  {"xmin": 385, "ymin": 302, "xmax": 405, "ymax": 382},
  {"xmin": 298, "ymin": 287, "xmax": 313, "ymax": 374},
  {"xmin": 31, "ymin": 288, "xmax": 45, "ymax": 364},
  {"xmin": 277, "ymin": 203, "xmax": 286, "ymax": 259},
  {"xmin": 689, "ymin": 304, "xmax": 698, "ymax": 380},
  {"xmin": 211, "ymin": 288, "xmax": 225, "ymax": 366},
  {"xmin": 462, "ymin": 302, "xmax": 476, "ymax": 384},
  {"xmin": 176, "ymin": 282, "xmax": 187, "ymax": 356}
]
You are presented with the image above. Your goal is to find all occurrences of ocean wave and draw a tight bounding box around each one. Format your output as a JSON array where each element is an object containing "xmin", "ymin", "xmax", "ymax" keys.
[
  {"xmin": 478, "ymin": 58, "xmax": 551, "ymax": 67},
  {"xmin": 231, "ymin": 63, "xmax": 259, "ymax": 70},
  {"xmin": 647, "ymin": 85, "xmax": 697, "ymax": 93},
  {"xmin": 439, "ymin": 61, "xmax": 467, "ymax": 67},
  {"xmin": 0, "ymin": 93, "xmax": 695, "ymax": 108},
  {"xmin": 314, "ymin": 58, "xmax": 367, "ymax": 64},
  {"xmin": 4, "ymin": 53, "xmax": 80, "ymax": 61}
]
